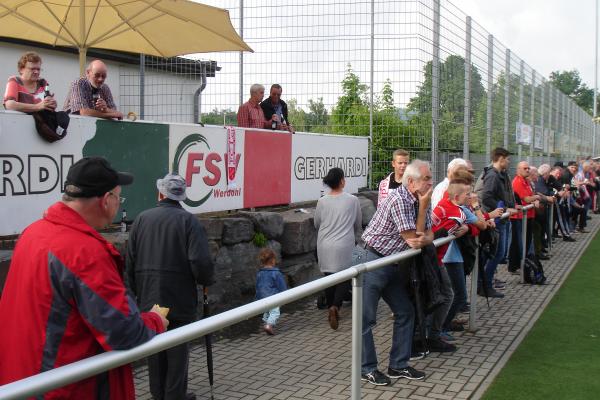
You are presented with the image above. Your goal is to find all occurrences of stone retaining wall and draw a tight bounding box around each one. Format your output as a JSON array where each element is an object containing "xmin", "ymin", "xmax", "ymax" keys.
[{"xmin": 0, "ymin": 191, "xmax": 378, "ymax": 316}]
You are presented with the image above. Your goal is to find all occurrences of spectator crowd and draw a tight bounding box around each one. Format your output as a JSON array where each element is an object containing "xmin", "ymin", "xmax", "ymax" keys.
[{"xmin": 1, "ymin": 49, "xmax": 600, "ymax": 397}]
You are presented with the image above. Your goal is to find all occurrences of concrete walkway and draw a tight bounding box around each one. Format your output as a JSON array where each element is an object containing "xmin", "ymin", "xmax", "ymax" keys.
[{"xmin": 134, "ymin": 215, "xmax": 600, "ymax": 400}]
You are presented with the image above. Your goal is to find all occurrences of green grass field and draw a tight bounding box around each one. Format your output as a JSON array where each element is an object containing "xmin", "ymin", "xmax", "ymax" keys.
[{"xmin": 482, "ymin": 231, "xmax": 600, "ymax": 400}]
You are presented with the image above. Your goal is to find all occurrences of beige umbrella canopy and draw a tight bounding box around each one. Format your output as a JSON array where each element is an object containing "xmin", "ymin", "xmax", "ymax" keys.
[{"xmin": 0, "ymin": 0, "xmax": 252, "ymax": 75}]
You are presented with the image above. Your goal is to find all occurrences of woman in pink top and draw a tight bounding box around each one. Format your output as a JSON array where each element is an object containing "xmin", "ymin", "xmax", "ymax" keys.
[{"xmin": 3, "ymin": 51, "xmax": 56, "ymax": 113}]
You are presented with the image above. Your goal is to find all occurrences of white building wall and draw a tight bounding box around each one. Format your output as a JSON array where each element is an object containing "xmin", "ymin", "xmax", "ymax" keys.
[{"xmin": 0, "ymin": 42, "xmax": 200, "ymax": 123}]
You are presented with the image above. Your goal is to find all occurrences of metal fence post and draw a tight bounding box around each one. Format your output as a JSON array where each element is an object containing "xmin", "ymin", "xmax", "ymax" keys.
[
  {"xmin": 518, "ymin": 60, "xmax": 524, "ymax": 158},
  {"xmin": 520, "ymin": 208, "xmax": 527, "ymax": 284},
  {"xmin": 595, "ymin": 0, "xmax": 598, "ymax": 156},
  {"xmin": 486, "ymin": 34, "xmax": 493, "ymax": 160},
  {"xmin": 351, "ymin": 273, "xmax": 363, "ymax": 400},
  {"xmin": 368, "ymin": 0, "xmax": 374, "ymax": 189},
  {"xmin": 139, "ymin": 53, "xmax": 145, "ymax": 120},
  {"xmin": 238, "ymin": 0, "xmax": 244, "ymax": 107},
  {"xmin": 547, "ymin": 81, "xmax": 552, "ymax": 162},
  {"xmin": 431, "ymin": 0, "xmax": 441, "ymax": 183},
  {"xmin": 463, "ymin": 16, "xmax": 472, "ymax": 160},
  {"xmin": 540, "ymin": 80, "xmax": 545, "ymax": 163},
  {"xmin": 529, "ymin": 71, "xmax": 536, "ymax": 163},
  {"xmin": 468, "ymin": 236, "xmax": 479, "ymax": 332},
  {"xmin": 504, "ymin": 48, "xmax": 510, "ymax": 150}
]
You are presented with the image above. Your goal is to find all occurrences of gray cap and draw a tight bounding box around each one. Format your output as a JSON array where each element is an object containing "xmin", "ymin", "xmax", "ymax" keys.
[{"xmin": 156, "ymin": 173, "xmax": 187, "ymax": 201}]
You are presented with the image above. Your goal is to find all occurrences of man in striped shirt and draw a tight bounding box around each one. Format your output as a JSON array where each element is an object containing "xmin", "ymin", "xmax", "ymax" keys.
[
  {"xmin": 357, "ymin": 159, "xmax": 433, "ymax": 386},
  {"xmin": 237, "ymin": 84, "xmax": 278, "ymax": 129}
]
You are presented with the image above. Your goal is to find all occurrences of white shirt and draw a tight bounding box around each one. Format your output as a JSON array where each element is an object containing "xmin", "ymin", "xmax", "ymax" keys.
[{"xmin": 431, "ymin": 177, "xmax": 449, "ymax": 209}]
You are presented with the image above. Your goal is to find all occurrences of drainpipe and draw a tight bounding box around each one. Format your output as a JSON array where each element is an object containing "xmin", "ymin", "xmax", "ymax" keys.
[{"xmin": 193, "ymin": 72, "xmax": 207, "ymax": 124}]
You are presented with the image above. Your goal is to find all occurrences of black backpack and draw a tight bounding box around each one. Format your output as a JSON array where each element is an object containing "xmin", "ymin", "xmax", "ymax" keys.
[{"xmin": 524, "ymin": 256, "xmax": 547, "ymax": 285}]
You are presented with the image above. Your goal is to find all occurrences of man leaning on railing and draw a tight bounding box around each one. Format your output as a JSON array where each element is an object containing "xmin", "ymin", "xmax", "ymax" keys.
[
  {"xmin": 354, "ymin": 159, "xmax": 433, "ymax": 386},
  {"xmin": 0, "ymin": 157, "xmax": 168, "ymax": 399}
]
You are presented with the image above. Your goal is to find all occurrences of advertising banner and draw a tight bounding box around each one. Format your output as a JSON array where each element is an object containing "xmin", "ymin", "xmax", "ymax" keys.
[
  {"xmin": 534, "ymin": 125, "xmax": 543, "ymax": 150},
  {"xmin": 291, "ymin": 133, "xmax": 368, "ymax": 203},
  {"xmin": 516, "ymin": 122, "xmax": 532, "ymax": 145},
  {"xmin": 1, "ymin": 112, "xmax": 368, "ymax": 236}
]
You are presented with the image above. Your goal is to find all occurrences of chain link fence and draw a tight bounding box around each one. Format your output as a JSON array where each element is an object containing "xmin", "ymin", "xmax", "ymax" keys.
[{"xmin": 119, "ymin": 0, "xmax": 598, "ymax": 186}]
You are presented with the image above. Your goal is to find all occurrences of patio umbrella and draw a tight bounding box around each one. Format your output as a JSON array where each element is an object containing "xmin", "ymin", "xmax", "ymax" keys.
[{"xmin": 0, "ymin": 0, "xmax": 252, "ymax": 75}]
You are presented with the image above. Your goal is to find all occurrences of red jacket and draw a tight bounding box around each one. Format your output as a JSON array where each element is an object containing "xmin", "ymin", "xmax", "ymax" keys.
[
  {"xmin": 0, "ymin": 202, "xmax": 165, "ymax": 399},
  {"xmin": 432, "ymin": 197, "xmax": 467, "ymax": 265}
]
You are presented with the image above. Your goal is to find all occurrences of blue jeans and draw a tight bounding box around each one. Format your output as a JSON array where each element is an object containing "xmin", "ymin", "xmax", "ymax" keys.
[
  {"xmin": 484, "ymin": 221, "xmax": 510, "ymax": 287},
  {"xmin": 443, "ymin": 263, "xmax": 466, "ymax": 330},
  {"xmin": 263, "ymin": 307, "xmax": 280, "ymax": 326},
  {"xmin": 353, "ymin": 247, "xmax": 414, "ymax": 374}
]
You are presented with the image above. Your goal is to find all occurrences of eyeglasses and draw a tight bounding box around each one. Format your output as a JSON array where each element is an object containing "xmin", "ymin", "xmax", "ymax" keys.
[
  {"xmin": 109, "ymin": 192, "xmax": 126, "ymax": 204},
  {"xmin": 93, "ymin": 73, "xmax": 107, "ymax": 79}
]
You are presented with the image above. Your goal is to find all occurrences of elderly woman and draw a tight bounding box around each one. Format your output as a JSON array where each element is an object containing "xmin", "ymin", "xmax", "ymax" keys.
[
  {"xmin": 3, "ymin": 51, "xmax": 56, "ymax": 113},
  {"xmin": 314, "ymin": 167, "xmax": 362, "ymax": 330}
]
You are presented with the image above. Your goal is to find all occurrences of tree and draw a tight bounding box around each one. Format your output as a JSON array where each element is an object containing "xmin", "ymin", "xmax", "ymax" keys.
[
  {"xmin": 331, "ymin": 64, "xmax": 369, "ymax": 135},
  {"xmin": 286, "ymin": 98, "xmax": 308, "ymax": 132},
  {"xmin": 406, "ymin": 55, "xmax": 486, "ymax": 153},
  {"xmin": 201, "ymin": 108, "xmax": 237, "ymax": 125},
  {"xmin": 549, "ymin": 70, "xmax": 596, "ymax": 115},
  {"xmin": 305, "ymin": 97, "xmax": 329, "ymax": 132},
  {"xmin": 378, "ymin": 79, "xmax": 395, "ymax": 112}
]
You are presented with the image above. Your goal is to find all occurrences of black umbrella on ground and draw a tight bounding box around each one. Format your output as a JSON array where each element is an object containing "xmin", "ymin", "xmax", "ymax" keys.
[
  {"xmin": 409, "ymin": 262, "xmax": 429, "ymax": 355},
  {"xmin": 202, "ymin": 286, "xmax": 214, "ymax": 399}
]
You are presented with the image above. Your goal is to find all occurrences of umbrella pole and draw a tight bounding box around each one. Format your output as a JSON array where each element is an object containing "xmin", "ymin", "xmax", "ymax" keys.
[
  {"xmin": 79, "ymin": 47, "xmax": 87, "ymax": 77},
  {"xmin": 203, "ymin": 286, "xmax": 215, "ymax": 399}
]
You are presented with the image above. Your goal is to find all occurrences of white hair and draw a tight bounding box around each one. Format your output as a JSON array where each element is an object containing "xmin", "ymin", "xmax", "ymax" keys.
[
  {"xmin": 447, "ymin": 158, "xmax": 467, "ymax": 172},
  {"xmin": 402, "ymin": 159, "xmax": 430, "ymax": 186},
  {"xmin": 250, "ymin": 83, "xmax": 265, "ymax": 95},
  {"xmin": 538, "ymin": 164, "xmax": 551, "ymax": 175}
]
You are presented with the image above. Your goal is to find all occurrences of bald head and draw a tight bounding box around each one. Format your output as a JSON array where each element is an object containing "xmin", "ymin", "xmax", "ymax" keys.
[
  {"xmin": 86, "ymin": 59, "xmax": 108, "ymax": 88},
  {"xmin": 517, "ymin": 161, "xmax": 530, "ymax": 178}
]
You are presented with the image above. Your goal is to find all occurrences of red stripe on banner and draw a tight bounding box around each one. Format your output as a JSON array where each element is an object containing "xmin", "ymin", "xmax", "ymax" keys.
[{"xmin": 243, "ymin": 130, "xmax": 292, "ymax": 208}]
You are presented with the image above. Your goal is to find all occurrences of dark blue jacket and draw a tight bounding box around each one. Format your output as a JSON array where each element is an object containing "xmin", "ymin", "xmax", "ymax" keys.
[{"xmin": 255, "ymin": 267, "xmax": 287, "ymax": 300}]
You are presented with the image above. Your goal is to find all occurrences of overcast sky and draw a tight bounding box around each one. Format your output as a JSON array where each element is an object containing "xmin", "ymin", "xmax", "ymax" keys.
[{"xmin": 455, "ymin": 0, "xmax": 597, "ymax": 88}]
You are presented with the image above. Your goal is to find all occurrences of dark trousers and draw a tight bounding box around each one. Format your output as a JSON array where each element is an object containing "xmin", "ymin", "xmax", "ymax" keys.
[
  {"xmin": 508, "ymin": 218, "xmax": 533, "ymax": 271},
  {"xmin": 149, "ymin": 320, "xmax": 191, "ymax": 400},
  {"xmin": 323, "ymin": 273, "xmax": 351, "ymax": 308}
]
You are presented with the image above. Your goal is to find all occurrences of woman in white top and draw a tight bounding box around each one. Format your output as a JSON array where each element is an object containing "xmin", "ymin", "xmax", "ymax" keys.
[{"xmin": 314, "ymin": 168, "xmax": 362, "ymax": 330}]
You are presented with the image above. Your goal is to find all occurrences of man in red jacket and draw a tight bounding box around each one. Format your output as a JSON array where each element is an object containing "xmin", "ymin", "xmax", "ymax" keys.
[{"xmin": 0, "ymin": 157, "xmax": 168, "ymax": 399}]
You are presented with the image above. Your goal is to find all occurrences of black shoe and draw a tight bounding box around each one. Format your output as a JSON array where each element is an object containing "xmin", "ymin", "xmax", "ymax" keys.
[
  {"xmin": 446, "ymin": 321, "xmax": 465, "ymax": 332},
  {"xmin": 361, "ymin": 369, "xmax": 391, "ymax": 386},
  {"xmin": 488, "ymin": 289, "xmax": 505, "ymax": 298},
  {"xmin": 428, "ymin": 337, "xmax": 457, "ymax": 352},
  {"xmin": 387, "ymin": 366, "xmax": 426, "ymax": 380},
  {"xmin": 577, "ymin": 228, "xmax": 589, "ymax": 233},
  {"xmin": 185, "ymin": 394, "xmax": 196, "ymax": 400},
  {"xmin": 493, "ymin": 279, "xmax": 506, "ymax": 289},
  {"xmin": 538, "ymin": 253, "xmax": 550, "ymax": 260},
  {"xmin": 409, "ymin": 350, "xmax": 427, "ymax": 361},
  {"xmin": 459, "ymin": 303, "xmax": 470, "ymax": 313},
  {"xmin": 563, "ymin": 236, "xmax": 576, "ymax": 242}
]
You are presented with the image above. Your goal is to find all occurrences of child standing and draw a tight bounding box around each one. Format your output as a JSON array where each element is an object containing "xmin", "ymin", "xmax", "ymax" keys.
[{"xmin": 255, "ymin": 248, "xmax": 288, "ymax": 335}]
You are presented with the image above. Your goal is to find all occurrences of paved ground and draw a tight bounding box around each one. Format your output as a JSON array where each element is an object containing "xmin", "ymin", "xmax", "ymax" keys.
[{"xmin": 134, "ymin": 215, "xmax": 600, "ymax": 400}]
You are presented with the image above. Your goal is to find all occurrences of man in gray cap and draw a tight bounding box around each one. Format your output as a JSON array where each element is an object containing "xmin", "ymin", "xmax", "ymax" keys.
[{"xmin": 127, "ymin": 173, "xmax": 214, "ymax": 400}]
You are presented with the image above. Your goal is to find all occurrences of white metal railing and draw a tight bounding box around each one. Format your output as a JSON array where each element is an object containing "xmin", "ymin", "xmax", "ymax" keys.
[{"xmin": 0, "ymin": 203, "xmax": 540, "ymax": 400}]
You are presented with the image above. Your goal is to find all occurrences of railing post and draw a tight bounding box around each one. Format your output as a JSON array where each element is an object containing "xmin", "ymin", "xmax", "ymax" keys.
[
  {"xmin": 468, "ymin": 236, "xmax": 479, "ymax": 332},
  {"xmin": 548, "ymin": 202, "xmax": 554, "ymax": 254},
  {"xmin": 351, "ymin": 273, "xmax": 363, "ymax": 400},
  {"xmin": 520, "ymin": 208, "xmax": 528, "ymax": 284}
]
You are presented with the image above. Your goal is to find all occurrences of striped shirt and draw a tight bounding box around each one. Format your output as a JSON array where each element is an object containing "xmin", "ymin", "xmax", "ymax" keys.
[
  {"xmin": 362, "ymin": 184, "xmax": 432, "ymax": 255},
  {"xmin": 237, "ymin": 101, "xmax": 268, "ymax": 129},
  {"xmin": 63, "ymin": 77, "xmax": 116, "ymax": 114}
]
